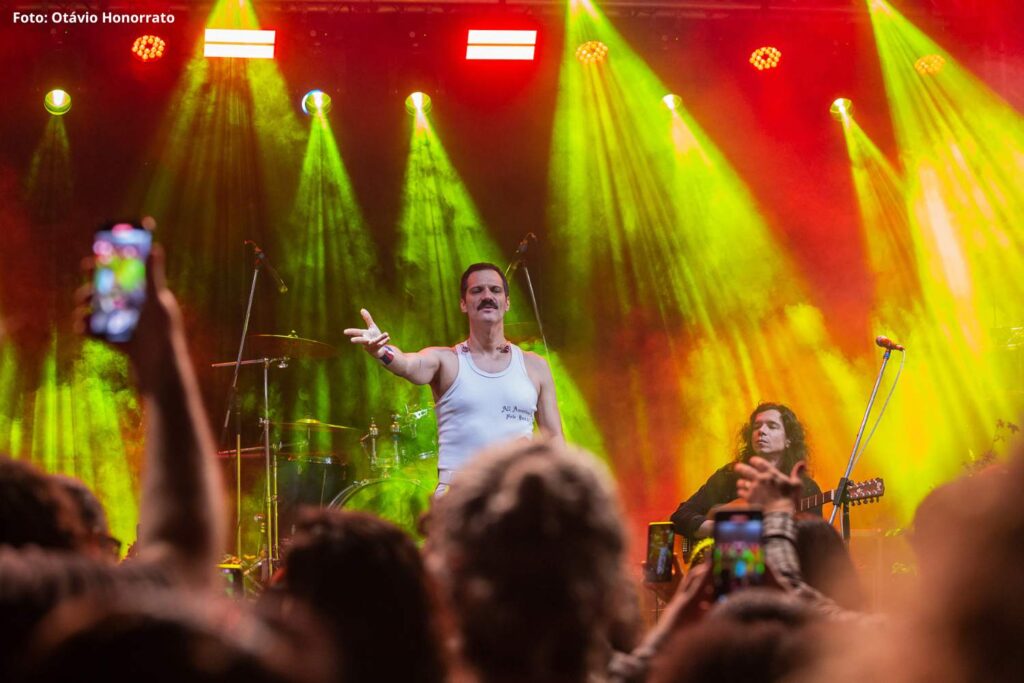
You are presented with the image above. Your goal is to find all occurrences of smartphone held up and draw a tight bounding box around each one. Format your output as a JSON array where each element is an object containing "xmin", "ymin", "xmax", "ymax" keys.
[
  {"xmin": 711, "ymin": 507, "xmax": 765, "ymax": 600},
  {"xmin": 644, "ymin": 522, "xmax": 676, "ymax": 583},
  {"xmin": 89, "ymin": 222, "xmax": 152, "ymax": 343}
]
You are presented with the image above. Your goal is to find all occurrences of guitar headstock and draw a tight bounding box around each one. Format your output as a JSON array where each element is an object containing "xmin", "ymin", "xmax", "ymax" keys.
[{"xmin": 847, "ymin": 478, "xmax": 885, "ymax": 505}]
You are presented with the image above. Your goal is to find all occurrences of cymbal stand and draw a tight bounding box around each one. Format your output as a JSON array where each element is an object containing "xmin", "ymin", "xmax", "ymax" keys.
[
  {"xmin": 212, "ymin": 355, "xmax": 288, "ymax": 581},
  {"xmin": 261, "ymin": 356, "xmax": 275, "ymax": 571},
  {"xmin": 389, "ymin": 412, "xmax": 402, "ymax": 474}
]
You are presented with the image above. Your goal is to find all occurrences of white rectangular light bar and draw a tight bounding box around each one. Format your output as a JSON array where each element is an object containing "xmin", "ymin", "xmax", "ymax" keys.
[
  {"xmin": 466, "ymin": 29, "xmax": 537, "ymax": 61},
  {"xmin": 204, "ymin": 28, "xmax": 276, "ymax": 59}
]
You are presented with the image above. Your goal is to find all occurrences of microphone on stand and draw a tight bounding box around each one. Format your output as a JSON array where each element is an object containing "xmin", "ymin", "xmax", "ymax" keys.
[
  {"xmin": 875, "ymin": 335, "xmax": 905, "ymax": 352},
  {"xmin": 245, "ymin": 240, "xmax": 288, "ymax": 293},
  {"xmin": 505, "ymin": 232, "xmax": 538, "ymax": 278}
]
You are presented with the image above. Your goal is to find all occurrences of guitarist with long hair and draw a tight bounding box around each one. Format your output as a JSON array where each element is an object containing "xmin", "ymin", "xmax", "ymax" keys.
[{"xmin": 670, "ymin": 403, "xmax": 823, "ymax": 553}]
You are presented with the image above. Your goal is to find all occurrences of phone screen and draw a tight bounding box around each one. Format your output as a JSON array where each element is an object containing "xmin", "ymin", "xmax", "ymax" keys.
[
  {"xmin": 644, "ymin": 522, "xmax": 676, "ymax": 583},
  {"xmin": 90, "ymin": 224, "xmax": 151, "ymax": 342},
  {"xmin": 218, "ymin": 563, "xmax": 244, "ymax": 598},
  {"xmin": 712, "ymin": 509, "xmax": 765, "ymax": 599}
]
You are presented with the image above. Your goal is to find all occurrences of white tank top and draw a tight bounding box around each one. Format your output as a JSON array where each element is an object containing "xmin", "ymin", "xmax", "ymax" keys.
[{"xmin": 435, "ymin": 343, "xmax": 538, "ymax": 474}]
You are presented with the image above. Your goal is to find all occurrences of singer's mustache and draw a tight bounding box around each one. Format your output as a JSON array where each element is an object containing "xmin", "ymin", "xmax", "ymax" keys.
[{"xmin": 478, "ymin": 300, "xmax": 499, "ymax": 310}]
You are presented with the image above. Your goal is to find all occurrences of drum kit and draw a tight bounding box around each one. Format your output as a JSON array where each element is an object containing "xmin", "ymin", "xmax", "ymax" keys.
[{"xmin": 213, "ymin": 333, "xmax": 437, "ymax": 581}]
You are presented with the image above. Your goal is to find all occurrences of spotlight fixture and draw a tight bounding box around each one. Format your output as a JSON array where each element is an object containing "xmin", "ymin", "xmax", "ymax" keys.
[
  {"xmin": 749, "ymin": 46, "xmax": 782, "ymax": 71},
  {"xmin": 132, "ymin": 34, "xmax": 166, "ymax": 62},
  {"xmin": 830, "ymin": 97, "xmax": 853, "ymax": 120},
  {"xmin": 44, "ymin": 89, "xmax": 72, "ymax": 116},
  {"xmin": 662, "ymin": 94, "xmax": 683, "ymax": 111},
  {"xmin": 203, "ymin": 28, "xmax": 276, "ymax": 59},
  {"xmin": 405, "ymin": 91, "xmax": 432, "ymax": 116},
  {"xmin": 301, "ymin": 90, "xmax": 332, "ymax": 116},
  {"xmin": 575, "ymin": 40, "xmax": 609, "ymax": 65},
  {"xmin": 914, "ymin": 54, "xmax": 946, "ymax": 76},
  {"xmin": 466, "ymin": 29, "xmax": 538, "ymax": 61}
]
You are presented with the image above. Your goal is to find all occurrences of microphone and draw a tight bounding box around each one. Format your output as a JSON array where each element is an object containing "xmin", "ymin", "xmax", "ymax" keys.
[
  {"xmin": 506, "ymin": 232, "xmax": 538, "ymax": 277},
  {"xmin": 875, "ymin": 336, "xmax": 905, "ymax": 352},
  {"xmin": 245, "ymin": 240, "xmax": 288, "ymax": 294},
  {"xmin": 515, "ymin": 232, "xmax": 537, "ymax": 257}
]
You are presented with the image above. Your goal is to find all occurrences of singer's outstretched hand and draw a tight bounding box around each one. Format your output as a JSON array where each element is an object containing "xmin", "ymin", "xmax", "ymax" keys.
[{"xmin": 344, "ymin": 308, "xmax": 391, "ymax": 358}]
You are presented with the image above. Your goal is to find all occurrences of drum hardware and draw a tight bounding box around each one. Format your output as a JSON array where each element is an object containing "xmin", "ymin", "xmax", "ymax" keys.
[
  {"xmin": 360, "ymin": 418, "xmax": 380, "ymax": 469},
  {"xmin": 216, "ymin": 445, "xmax": 267, "ymax": 459},
  {"xmin": 212, "ymin": 337, "xmax": 339, "ymax": 581},
  {"xmin": 389, "ymin": 412, "xmax": 402, "ymax": 471}
]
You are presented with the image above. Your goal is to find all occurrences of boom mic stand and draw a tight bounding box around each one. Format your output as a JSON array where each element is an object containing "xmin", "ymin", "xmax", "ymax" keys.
[
  {"xmin": 220, "ymin": 256, "xmax": 264, "ymax": 561},
  {"xmin": 520, "ymin": 260, "xmax": 550, "ymax": 359},
  {"xmin": 829, "ymin": 341, "xmax": 901, "ymax": 542},
  {"xmin": 506, "ymin": 233, "xmax": 550, "ymax": 358}
]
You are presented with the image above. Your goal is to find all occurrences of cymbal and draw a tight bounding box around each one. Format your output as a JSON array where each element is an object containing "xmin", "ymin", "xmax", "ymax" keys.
[
  {"xmin": 274, "ymin": 418, "xmax": 360, "ymax": 433},
  {"xmin": 249, "ymin": 333, "xmax": 337, "ymax": 359}
]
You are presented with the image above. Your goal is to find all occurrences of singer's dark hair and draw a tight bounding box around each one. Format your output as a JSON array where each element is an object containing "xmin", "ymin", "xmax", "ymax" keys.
[
  {"xmin": 736, "ymin": 402, "xmax": 809, "ymax": 472},
  {"xmin": 460, "ymin": 263, "xmax": 509, "ymax": 298}
]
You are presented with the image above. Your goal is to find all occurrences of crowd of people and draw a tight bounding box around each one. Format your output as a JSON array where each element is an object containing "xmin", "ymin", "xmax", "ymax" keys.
[{"xmin": 2, "ymin": 247, "xmax": 1022, "ymax": 683}]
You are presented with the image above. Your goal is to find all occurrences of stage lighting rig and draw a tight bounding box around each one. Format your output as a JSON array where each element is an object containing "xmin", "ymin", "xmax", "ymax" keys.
[
  {"xmin": 830, "ymin": 97, "xmax": 853, "ymax": 120},
  {"xmin": 466, "ymin": 30, "xmax": 538, "ymax": 61},
  {"xmin": 914, "ymin": 54, "xmax": 946, "ymax": 75},
  {"xmin": 405, "ymin": 91, "xmax": 432, "ymax": 116},
  {"xmin": 576, "ymin": 40, "xmax": 609, "ymax": 65},
  {"xmin": 662, "ymin": 94, "xmax": 683, "ymax": 111},
  {"xmin": 44, "ymin": 89, "xmax": 72, "ymax": 115},
  {"xmin": 204, "ymin": 29, "xmax": 276, "ymax": 59},
  {"xmin": 301, "ymin": 90, "xmax": 332, "ymax": 116},
  {"xmin": 749, "ymin": 46, "xmax": 781, "ymax": 71},
  {"xmin": 132, "ymin": 35, "xmax": 166, "ymax": 62}
]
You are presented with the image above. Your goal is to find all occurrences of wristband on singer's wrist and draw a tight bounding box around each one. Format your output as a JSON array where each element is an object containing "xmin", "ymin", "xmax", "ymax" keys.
[{"xmin": 378, "ymin": 345, "xmax": 396, "ymax": 366}]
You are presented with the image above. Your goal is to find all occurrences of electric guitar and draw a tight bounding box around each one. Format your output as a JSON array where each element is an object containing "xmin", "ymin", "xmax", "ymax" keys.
[{"xmin": 798, "ymin": 477, "xmax": 885, "ymax": 511}]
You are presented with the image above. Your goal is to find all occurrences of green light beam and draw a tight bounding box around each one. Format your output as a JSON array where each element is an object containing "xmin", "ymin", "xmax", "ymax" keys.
[{"xmin": 551, "ymin": 0, "xmax": 866, "ymax": 515}]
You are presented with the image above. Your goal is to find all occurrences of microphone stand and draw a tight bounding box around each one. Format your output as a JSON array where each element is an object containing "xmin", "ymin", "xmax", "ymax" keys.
[
  {"xmin": 220, "ymin": 255, "xmax": 263, "ymax": 561},
  {"xmin": 829, "ymin": 347, "xmax": 893, "ymax": 542},
  {"xmin": 519, "ymin": 260, "xmax": 550, "ymax": 359}
]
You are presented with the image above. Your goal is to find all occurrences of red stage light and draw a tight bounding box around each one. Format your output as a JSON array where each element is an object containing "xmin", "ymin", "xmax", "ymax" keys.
[
  {"xmin": 749, "ymin": 46, "xmax": 782, "ymax": 71},
  {"xmin": 132, "ymin": 35, "xmax": 166, "ymax": 62},
  {"xmin": 466, "ymin": 29, "xmax": 537, "ymax": 61}
]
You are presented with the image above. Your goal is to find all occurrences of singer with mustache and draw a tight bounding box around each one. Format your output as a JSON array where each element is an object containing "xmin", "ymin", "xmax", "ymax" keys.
[
  {"xmin": 344, "ymin": 263, "xmax": 564, "ymax": 495},
  {"xmin": 670, "ymin": 403, "xmax": 823, "ymax": 551}
]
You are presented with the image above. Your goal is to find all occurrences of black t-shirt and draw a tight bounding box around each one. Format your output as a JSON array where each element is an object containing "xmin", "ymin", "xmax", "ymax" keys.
[{"xmin": 669, "ymin": 463, "xmax": 823, "ymax": 542}]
